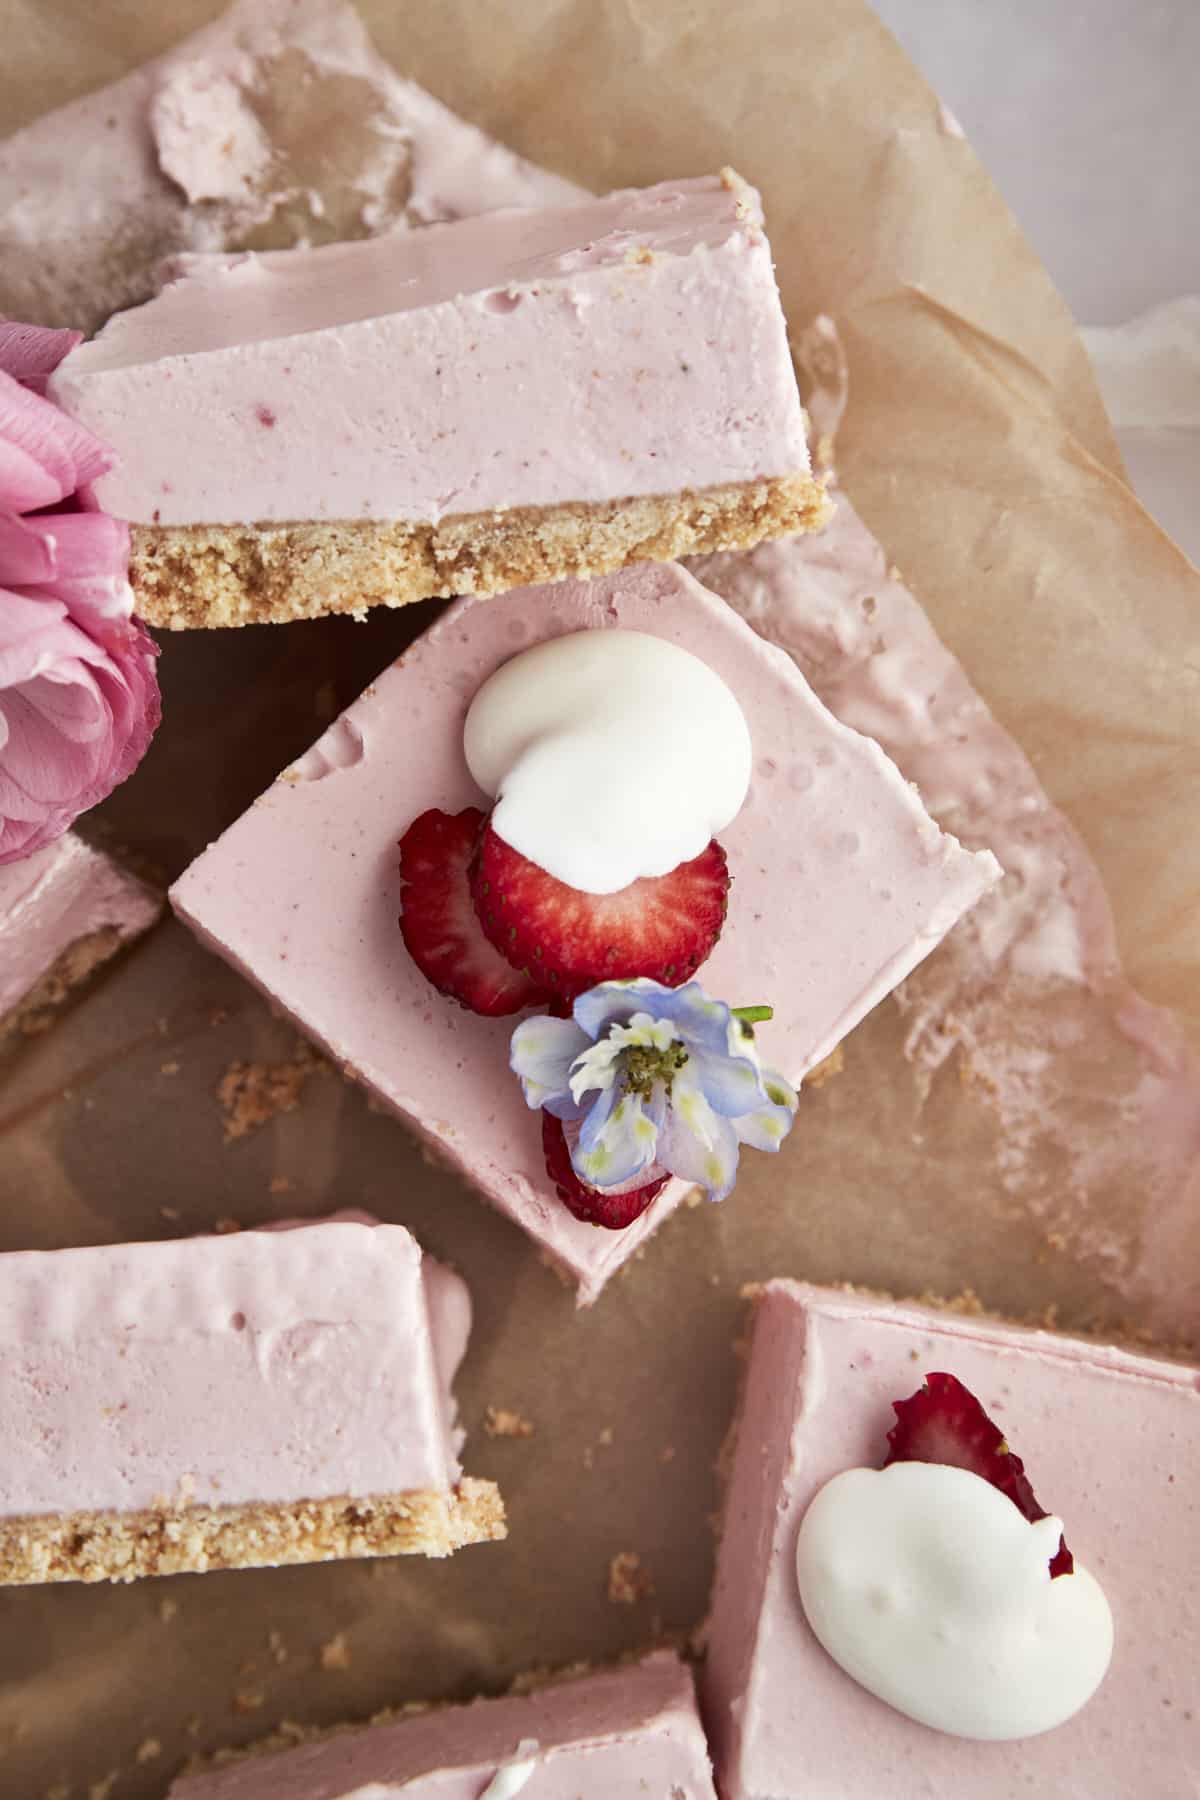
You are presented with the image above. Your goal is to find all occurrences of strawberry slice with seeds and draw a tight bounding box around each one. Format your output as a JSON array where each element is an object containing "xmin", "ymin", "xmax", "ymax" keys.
[
  {"xmin": 885, "ymin": 1370, "xmax": 1073, "ymax": 1577},
  {"xmin": 470, "ymin": 826, "xmax": 730, "ymax": 1000},
  {"xmin": 399, "ymin": 808, "xmax": 550, "ymax": 1017},
  {"xmin": 542, "ymin": 1114, "xmax": 668, "ymax": 1230}
]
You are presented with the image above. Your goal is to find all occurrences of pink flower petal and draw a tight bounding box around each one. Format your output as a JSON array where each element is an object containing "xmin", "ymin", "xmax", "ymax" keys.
[
  {"xmin": 0, "ymin": 368, "xmax": 115, "ymax": 512},
  {"xmin": 0, "ymin": 320, "xmax": 83, "ymax": 394},
  {"xmin": 0, "ymin": 319, "xmax": 161, "ymax": 864},
  {"xmin": 0, "ymin": 510, "xmax": 56, "ymax": 583}
]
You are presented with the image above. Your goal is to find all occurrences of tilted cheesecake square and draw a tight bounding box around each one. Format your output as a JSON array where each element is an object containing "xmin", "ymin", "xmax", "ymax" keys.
[
  {"xmin": 48, "ymin": 171, "xmax": 828, "ymax": 630},
  {"xmin": 167, "ymin": 1651, "xmax": 716, "ymax": 1798},
  {"xmin": 171, "ymin": 562, "xmax": 999, "ymax": 1301},
  {"xmin": 0, "ymin": 832, "xmax": 161, "ymax": 1036},
  {"xmin": 0, "ymin": 1219, "xmax": 504, "ymax": 1584},
  {"xmin": 702, "ymin": 1281, "xmax": 1200, "ymax": 1798}
]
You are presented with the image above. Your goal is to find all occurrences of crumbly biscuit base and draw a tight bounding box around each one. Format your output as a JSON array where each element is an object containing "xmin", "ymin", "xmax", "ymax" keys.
[
  {"xmin": 131, "ymin": 473, "xmax": 831, "ymax": 630},
  {"xmin": 0, "ymin": 1477, "xmax": 505, "ymax": 1585},
  {"xmin": 1, "ymin": 925, "xmax": 124, "ymax": 1041}
]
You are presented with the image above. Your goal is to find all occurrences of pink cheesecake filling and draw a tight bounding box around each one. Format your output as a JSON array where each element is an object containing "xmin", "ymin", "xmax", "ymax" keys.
[
  {"xmin": 702, "ymin": 1282, "xmax": 1200, "ymax": 1798},
  {"xmin": 0, "ymin": 0, "xmax": 580, "ymax": 334},
  {"xmin": 171, "ymin": 564, "xmax": 999, "ymax": 1299},
  {"xmin": 0, "ymin": 832, "xmax": 161, "ymax": 1023},
  {"xmin": 166, "ymin": 1651, "xmax": 716, "ymax": 1799},
  {"xmin": 0, "ymin": 1220, "xmax": 469, "ymax": 1517},
  {"xmin": 48, "ymin": 173, "xmax": 810, "ymax": 527}
]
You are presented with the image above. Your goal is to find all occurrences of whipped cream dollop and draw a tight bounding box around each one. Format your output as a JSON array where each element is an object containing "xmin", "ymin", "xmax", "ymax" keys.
[
  {"xmin": 480, "ymin": 1740, "xmax": 539, "ymax": 1797},
  {"xmin": 795, "ymin": 1462, "xmax": 1113, "ymax": 1741},
  {"xmin": 463, "ymin": 629, "xmax": 752, "ymax": 894}
]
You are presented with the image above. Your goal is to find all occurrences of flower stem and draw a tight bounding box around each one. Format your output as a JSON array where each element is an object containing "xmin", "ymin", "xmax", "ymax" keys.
[{"xmin": 731, "ymin": 1004, "xmax": 773, "ymax": 1025}]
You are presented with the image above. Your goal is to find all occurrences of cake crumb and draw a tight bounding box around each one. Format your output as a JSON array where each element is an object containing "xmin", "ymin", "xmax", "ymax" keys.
[
  {"xmin": 159, "ymin": 1206, "xmax": 181, "ymax": 1223},
  {"xmin": 268, "ymin": 1629, "xmax": 288, "ymax": 1665},
  {"xmin": 805, "ymin": 1043, "xmax": 844, "ymax": 1088},
  {"xmin": 319, "ymin": 1632, "xmax": 352, "ymax": 1671},
  {"xmin": 485, "ymin": 1406, "xmax": 535, "ymax": 1439},
  {"xmin": 187, "ymin": 1716, "xmax": 202, "ymax": 1738},
  {"xmin": 45, "ymin": 1787, "xmax": 70, "ymax": 1800},
  {"xmin": 607, "ymin": 1550, "xmax": 654, "ymax": 1605},
  {"xmin": 269, "ymin": 1175, "xmax": 293, "ymax": 1195},
  {"xmin": 217, "ymin": 1040, "xmax": 326, "ymax": 1142},
  {"xmin": 233, "ymin": 1689, "xmax": 265, "ymax": 1714},
  {"xmin": 159, "ymin": 1595, "xmax": 178, "ymax": 1622},
  {"xmin": 214, "ymin": 1217, "xmax": 242, "ymax": 1235},
  {"xmin": 89, "ymin": 1778, "xmax": 118, "ymax": 1800},
  {"xmin": 659, "ymin": 1445, "xmax": 677, "ymax": 1464},
  {"xmin": 136, "ymin": 1738, "xmax": 162, "ymax": 1763},
  {"xmin": 159, "ymin": 1060, "xmax": 180, "ymax": 1076},
  {"xmin": 597, "ymin": 1425, "xmax": 614, "ymax": 1447}
]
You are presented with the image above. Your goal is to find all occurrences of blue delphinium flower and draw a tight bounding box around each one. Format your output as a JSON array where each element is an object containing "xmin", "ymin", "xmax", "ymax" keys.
[{"xmin": 510, "ymin": 978, "xmax": 798, "ymax": 1201}]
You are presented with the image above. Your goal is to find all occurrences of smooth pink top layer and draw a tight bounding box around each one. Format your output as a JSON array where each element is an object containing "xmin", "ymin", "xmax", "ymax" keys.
[
  {"xmin": 0, "ymin": 832, "xmax": 161, "ymax": 1021},
  {"xmin": 167, "ymin": 1652, "xmax": 716, "ymax": 1799},
  {"xmin": 702, "ymin": 1282, "xmax": 1200, "ymax": 1798},
  {"xmin": 0, "ymin": 1221, "xmax": 470, "ymax": 1516},
  {"xmin": 171, "ymin": 564, "xmax": 999, "ymax": 1300},
  {"xmin": 49, "ymin": 174, "xmax": 810, "ymax": 526}
]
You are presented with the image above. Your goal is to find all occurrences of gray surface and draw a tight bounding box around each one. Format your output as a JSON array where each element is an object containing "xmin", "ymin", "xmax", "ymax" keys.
[{"xmin": 871, "ymin": 0, "xmax": 1200, "ymax": 326}]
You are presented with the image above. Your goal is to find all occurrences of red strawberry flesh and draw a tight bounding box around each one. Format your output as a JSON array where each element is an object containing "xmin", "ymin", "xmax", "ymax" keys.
[
  {"xmin": 470, "ymin": 826, "xmax": 730, "ymax": 1000},
  {"xmin": 399, "ymin": 808, "xmax": 550, "ymax": 1017},
  {"xmin": 884, "ymin": 1370, "xmax": 1073, "ymax": 1577},
  {"xmin": 541, "ymin": 1113, "xmax": 667, "ymax": 1230}
]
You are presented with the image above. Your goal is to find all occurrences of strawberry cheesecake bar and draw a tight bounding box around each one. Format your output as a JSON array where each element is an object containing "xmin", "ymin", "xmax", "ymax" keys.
[
  {"xmin": 166, "ymin": 1652, "xmax": 716, "ymax": 1798},
  {"xmin": 0, "ymin": 1218, "xmax": 504, "ymax": 1584},
  {"xmin": 0, "ymin": 832, "xmax": 160, "ymax": 1035},
  {"xmin": 703, "ymin": 1281, "xmax": 1199, "ymax": 1797},
  {"xmin": 47, "ymin": 171, "xmax": 828, "ymax": 629},
  {"xmin": 171, "ymin": 562, "xmax": 1000, "ymax": 1301}
]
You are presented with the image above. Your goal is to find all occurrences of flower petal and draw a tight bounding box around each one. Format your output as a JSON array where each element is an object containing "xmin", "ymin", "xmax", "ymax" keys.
[
  {"xmin": 571, "ymin": 978, "xmax": 669, "ymax": 1041},
  {"xmin": 0, "ymin": 321, "xmax": 82, "ymax": 393},
  {"xmin": 687, "ymin": 1042, "xmax": 770, "ymax": 1116},
  {"xmin": 733, "ymin": 1069, "xmax": 799, "ymax": 1152},
  {"xmin": 658, "ymin": 981, "xmax": 737, "ymax": 1054},
  {"xmin": 657, "ymin": 1064, "xmax": 741, "ymax": 1200},
  {"xmin": 509, "ymin": 1014, "xmax": 590, "ymax": 1111},
  {"xmin": 0, "ymin": 368, "xmax": 114, "ymax": 511},
  {"xmin": 573, "ymin": 1088, "xmax": 659, "ymax": 1190}
]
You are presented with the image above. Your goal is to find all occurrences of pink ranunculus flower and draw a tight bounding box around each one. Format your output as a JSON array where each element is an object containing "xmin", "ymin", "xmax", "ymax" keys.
[{"xmin": 0, "ymin": 319, "xmax": 160, "ymax": 864}]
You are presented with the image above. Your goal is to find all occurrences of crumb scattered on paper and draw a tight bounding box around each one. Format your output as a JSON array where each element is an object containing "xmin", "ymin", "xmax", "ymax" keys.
[
  {"xmin": 319, "ymin": 1632, "xmax": 352, "ymax": 1671},
  {"xmin": 217, "ymin": 1040, "xmax": 326, "ymax": 1142},
  {"xmin": 159, "ymin": 1060, "xmax": 180, "ymax": 1076},
  {"xmin": 159, "ymin": 1206, "xmax": 181, "ymax": 1222},
  {"xmin": 214, "ymin": 1217, "xmax": 242, "ymax": 1235},
  {"xmin": 135, "ymin": 1738, "xmax": 161, "ymax": 1763},
  {"xmin": 89, "ymin": 1777, "xmax": 118, "ymax": 1800},
  {"xmin": 607, "ymin": 1550, "xmax": 654, "ymax": 1605},
  {"xmin": 485, "ymin": 1406, "xmax": 535, "ymax": 1439},
  {"xmin": 268, "ymin": 1174, "xmax": 293, "ymax": 1194},
  {"xmin": 159, "ymin": 1595, "xmax": 178, "ymax": 1623},
  {"xmin": 268, "ymin": 1629, "xmax": 288, "ymax": 1665},
  {"xmin": 233, "ymin": 1687, "xmax": 265, "ymax": 1714}
]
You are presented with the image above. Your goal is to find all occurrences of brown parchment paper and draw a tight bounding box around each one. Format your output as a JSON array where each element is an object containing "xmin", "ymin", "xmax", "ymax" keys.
[{"xmin": 1, "ymin": 3, "xmax": 1199, "ymax": 1794}]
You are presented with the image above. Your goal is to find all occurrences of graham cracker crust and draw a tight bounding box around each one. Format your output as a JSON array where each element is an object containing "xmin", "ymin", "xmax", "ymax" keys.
[
  {"xmin": 1, "ymin": 926, "xmax": 122, "ymax": 1040},
  {"xmin": 131, "ymin": 473, "xmax": 831, "ymax": 630},
  {"xmin": 0, "ymin": 1477, "xmax": 505, "ymax": 1585}
]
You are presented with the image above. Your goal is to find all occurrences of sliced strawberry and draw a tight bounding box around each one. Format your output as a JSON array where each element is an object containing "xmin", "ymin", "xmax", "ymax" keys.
[
  {"xmin": 542, "ymin": 1114, "xmax": 668, "ymax": 1230},
  {"xmin": 399, "ymin": 808, "xmax": 550, "ymax": 1017},
  {"xmin": 470, "ymin": 827, "xmax": 730, "ymax": 1000},
  {"xmin": 885, "ymin": 1371, "xmax": 1073, "ymax": 1577}
]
